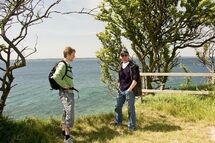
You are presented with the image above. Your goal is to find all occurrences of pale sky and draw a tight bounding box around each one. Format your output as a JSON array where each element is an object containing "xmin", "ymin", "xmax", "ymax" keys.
[{"xmin": 21, "ymin": 0, "xmax": 196, "ymax": 59}]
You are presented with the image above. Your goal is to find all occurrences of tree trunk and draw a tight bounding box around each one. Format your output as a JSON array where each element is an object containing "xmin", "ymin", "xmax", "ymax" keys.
[
  {"xmin": 159, "ymin": 76, "xmax": 168, "ymax": 90},
  {"xmin": 146, "ymin": 76, "xmax": 153, "ymax": 89},
  {"xmin": 0, "ymin": 71, "xmax": 14, "ymax": 116},
  {"xmin": 0, "ymin": 88, "xmax": 11, "ymax": 115}
]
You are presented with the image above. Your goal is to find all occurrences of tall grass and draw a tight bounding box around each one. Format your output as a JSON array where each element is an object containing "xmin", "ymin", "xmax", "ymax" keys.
[
  {"xmin": 1, "ymin": 93, "xmax": 215, "ymax": 143},
  {"xmin": 0, "ymin": 117, "xmax": 62, "ymax": 143},
  {"xmin": 142, "ymin": 94, "xmax": 215, "ymax": 122}
]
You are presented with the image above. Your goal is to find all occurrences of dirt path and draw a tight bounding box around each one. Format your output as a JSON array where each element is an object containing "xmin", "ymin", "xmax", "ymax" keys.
[{"xmin": 211, "ymin": 127, "xmax": 215, "ymax": 142}]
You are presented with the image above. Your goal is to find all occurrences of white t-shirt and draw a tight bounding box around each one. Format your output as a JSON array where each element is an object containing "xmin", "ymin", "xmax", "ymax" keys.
[{"xmin": 122, "ymin": 62, "xmax": 129, "ymax": 69}]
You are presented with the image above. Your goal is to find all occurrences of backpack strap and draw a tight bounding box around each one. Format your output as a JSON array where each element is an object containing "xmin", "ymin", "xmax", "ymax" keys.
[
  {"xmin": 69, "ymin": 87, "xmax": 80, "ymax": 98},
  {"xmin": 59, "ymin": 60, "xmax": 68, "ymax": 80},
  {"xmin": 129, "ymin": 61, "xmax": 136, "ymax": 80},
  {"xmin": 69, "ymin": 87, "xmax": 79, "ymax": 92},
  {"xmin": 60, "ymin": 60, "xmax": 74, "ymax": 80},
  {"xmin": 59, "ymin": 60, "xmax": 80, "ymax": 98},
  {"xmin": 65, "ymin": 66, "xmax": 73, "ymax": 80}
]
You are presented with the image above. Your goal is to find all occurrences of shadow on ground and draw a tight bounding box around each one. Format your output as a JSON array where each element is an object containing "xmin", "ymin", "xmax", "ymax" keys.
[{"xmin": 0, "ymin": 111, "xmax": 182, "ymax": 143}]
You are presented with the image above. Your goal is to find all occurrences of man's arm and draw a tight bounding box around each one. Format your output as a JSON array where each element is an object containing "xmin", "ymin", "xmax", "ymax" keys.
[
  {"xmin": 127, "ymin": 80, "xmax": 137, "ymax": 92},
  {"xmin": 128, "ymin": 65, "xmax": 139, "ymax": 92}
]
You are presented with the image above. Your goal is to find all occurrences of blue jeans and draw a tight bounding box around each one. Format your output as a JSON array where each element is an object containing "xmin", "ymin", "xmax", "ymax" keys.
[{"xmin": 115, "ymin": 90, "xmax": 136, "ymax": 129}]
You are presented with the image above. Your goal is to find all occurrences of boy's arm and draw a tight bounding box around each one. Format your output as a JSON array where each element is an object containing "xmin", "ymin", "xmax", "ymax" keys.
[{"xmin": 52, "ymin": 62, "xmax": 68, "ymax": 89}]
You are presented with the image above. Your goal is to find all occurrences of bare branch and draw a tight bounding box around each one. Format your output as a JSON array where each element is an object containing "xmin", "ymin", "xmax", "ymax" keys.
[
  {"xmin": 24, "ymin": 36, "xmax": 37, "ymax": 58},
  {"xmin": 53, "ymin": 7, "xmax": 99, "ymax": 16},
  {"xmin": 11, "ymin": 83, "xmax": 17, "ymax": 89},
  {"xmin": 0, "ymin": 0, "xmax": 63, "ymax": 114}
]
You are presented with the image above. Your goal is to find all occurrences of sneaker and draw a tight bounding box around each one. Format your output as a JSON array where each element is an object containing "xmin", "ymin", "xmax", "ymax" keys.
[
  {"xmin": 110, "ymin": 121, "xmax": 121, "ymax": 126},
  {"xmin": 128, "ymin": 127, "xmax": 136, "ymax": 132},
  {"xmin": 62, "ymin": 130, "xmax": 66, "ymax": 136},
  {"xmin": 64, "ymin": 137, "xmax": 73, "ymax": 143}
]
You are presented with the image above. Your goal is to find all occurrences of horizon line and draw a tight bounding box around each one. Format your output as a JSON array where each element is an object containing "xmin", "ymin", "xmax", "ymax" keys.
[{"xmin": 25, "ymin": 56, "xmax": 198, "ymax": 60}]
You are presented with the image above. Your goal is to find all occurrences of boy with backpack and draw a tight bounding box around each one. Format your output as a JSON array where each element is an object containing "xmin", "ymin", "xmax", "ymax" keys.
[
  {"xmin": 51, "ymin": 46, "xmax": 76, "ymax": 143},
  {"xmin": 112, "ymin": 48, "xmax": 140, "ymax": 131}
]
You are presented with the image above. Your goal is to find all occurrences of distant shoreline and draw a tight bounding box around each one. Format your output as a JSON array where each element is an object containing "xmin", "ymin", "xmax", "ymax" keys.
[
  {"xmin": 26, "ymin": 58, "xmax": 99, "ymax": 61},
  {"xmin": 26, "ymin": 56, "xmax": 199, "ymax": 61}
]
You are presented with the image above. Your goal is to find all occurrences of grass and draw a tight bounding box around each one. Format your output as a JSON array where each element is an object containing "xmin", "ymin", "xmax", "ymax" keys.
[
  {"xmin": 0, "ymin": 117, "xmax": 62, "ymax": 143},
  {"xmin": 1, "ymin": 93, "xmax": 215, "ymax": 143},
  {"xmin": 142, "ymin": 94, "xmax": 215, "ymax": 122},
  {"xmin": 177, "ymin": 84, "xmax": 214, "ymax": 91}
]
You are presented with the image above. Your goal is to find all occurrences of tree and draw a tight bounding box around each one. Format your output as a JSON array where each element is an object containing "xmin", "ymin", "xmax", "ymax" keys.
[
  {"xmin": 196, "ymin": 43, "xmax": 215, "ymax": 84},
  {"xmin": 96, "ymin": 0, "xmax": 215, "ymax": 92},
  {"xmin": 0, "ymin": 0, "xmax": 63, "ymax": 116},
  {"xmin": 196, "ymin": 43, "xmax": 215, "ymax": 73}
]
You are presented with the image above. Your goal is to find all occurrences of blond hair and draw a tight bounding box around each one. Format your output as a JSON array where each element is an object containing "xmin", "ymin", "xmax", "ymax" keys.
[{"xmin": 63, "ymin": 46, "xmax": 76, "ymax": 58}]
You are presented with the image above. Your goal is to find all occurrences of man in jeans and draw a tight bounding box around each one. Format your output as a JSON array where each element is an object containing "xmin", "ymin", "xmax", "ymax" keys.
[
  {"xmin": 113, "ymin": 48, "xmax": 140, "ymax": 131},
  {"xmin": 52, "ymin": 46, "xmax": 76, "ymax": 143}
]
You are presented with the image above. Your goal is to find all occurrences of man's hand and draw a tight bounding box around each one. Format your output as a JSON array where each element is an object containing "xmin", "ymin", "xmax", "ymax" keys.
[{"xmin": 127, "ymin": 88, "xmax": 132, "ymax": 92}]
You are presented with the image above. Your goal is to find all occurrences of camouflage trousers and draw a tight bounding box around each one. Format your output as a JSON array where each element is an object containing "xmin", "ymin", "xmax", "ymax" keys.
[{"xmin": 59, "ymin": 90, "xmax": 74, "ymax": 128}]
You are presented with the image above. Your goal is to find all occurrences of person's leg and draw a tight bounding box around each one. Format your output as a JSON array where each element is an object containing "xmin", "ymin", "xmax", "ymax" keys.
[
  {"xmin": 114, "ymin": 91, "xmax": 126, "ymax": 124},
  {"xmin": 61, "ymin": 110, "xmax": 66, "ymax": 135},
  {"xmin": 60, "ymin": 91, "xmax": 74, "ymax": 142},
  {"xmin": 64, "ymin": 93, "xmax": 74, "ymax": 134},
  {"xmin": 127, "ymin": 91, "xmax": 136, "ymax": 130},
  {"xmin": 59, "ymin": 90, "xmax": 67, "ymax": 134}
]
